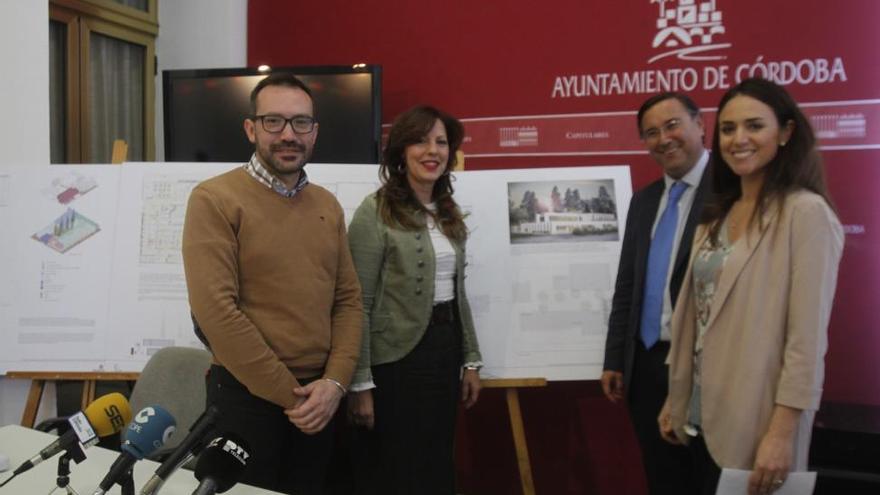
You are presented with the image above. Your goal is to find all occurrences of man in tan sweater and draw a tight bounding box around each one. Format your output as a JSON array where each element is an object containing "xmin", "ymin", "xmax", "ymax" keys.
[{"xmin": 182, "ymin": 73, "xmax": 362, "ymax": 495}]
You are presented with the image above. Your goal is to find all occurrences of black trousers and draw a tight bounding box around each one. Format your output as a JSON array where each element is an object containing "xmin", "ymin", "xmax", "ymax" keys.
[
  {"xmin": 206, "ymin": 365, "xmax": 335, "ymax": 495},
  {"xmin": 629, "ymin": 340, "xmax": 695, "ymax": 495},
  {"xmin": 352, "ymin": 303, "xmax": 462, "ymax": 495},
  {"xmin": 688, "ymin": 432, "xmax": 722, "ymax": 495}
]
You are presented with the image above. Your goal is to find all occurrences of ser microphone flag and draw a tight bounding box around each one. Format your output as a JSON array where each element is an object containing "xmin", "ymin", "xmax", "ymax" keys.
[{"xmin": 0, "ymin": 393, "xmax": 131, "ymax": 488}]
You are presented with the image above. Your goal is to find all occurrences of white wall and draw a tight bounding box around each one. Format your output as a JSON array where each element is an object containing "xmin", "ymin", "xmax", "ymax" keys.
[
  {"xmin": 0, "ymin": 0, "xmax": 51, "ymax": 428},
  {"xmin": 154, "ymin": 0, "xmax": 248, "ymax": 160},
  {"xmin": 0, "ymin": 0, "xmax": 247, "ymax": 427},
  {"xmin": 1, "ymin": 0, "xmax": 49, "ymax": 166}
]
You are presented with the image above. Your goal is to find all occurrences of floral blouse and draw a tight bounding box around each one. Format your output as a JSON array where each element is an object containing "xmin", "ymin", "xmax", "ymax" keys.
[{"xmin": 686, "ymin": 218, "xmax": 734, "ymax": 431}]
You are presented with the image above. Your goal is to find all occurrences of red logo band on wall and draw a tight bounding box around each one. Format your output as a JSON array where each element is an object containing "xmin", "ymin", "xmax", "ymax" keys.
[{"xmin": 383, "ymin": 101, "xmax": 880, "ymax": 157}]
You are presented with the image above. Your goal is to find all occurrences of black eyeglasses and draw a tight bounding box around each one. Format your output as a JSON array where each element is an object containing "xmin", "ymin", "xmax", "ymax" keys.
[{"xmin": 252, "ymin": 115, "xmax": 317, "ymax": 134}]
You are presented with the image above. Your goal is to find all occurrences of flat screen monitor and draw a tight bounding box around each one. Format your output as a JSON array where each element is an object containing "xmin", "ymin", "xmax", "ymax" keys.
[{"xmin": 163, "ymin": 65, "xmax": 381, "ymax": 164}]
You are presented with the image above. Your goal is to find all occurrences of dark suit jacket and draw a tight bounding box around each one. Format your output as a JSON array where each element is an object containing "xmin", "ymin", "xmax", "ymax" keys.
[{"xmin": 602, "ymin": 168, "xmax": 710, "ymax": 395}]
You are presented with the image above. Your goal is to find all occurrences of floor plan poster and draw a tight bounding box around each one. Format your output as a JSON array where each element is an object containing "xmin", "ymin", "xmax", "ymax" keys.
[
  {"xmin": 105, "ymin": 162, "xmax": 239, "ymax": 370},
  {"xmin": 0, "ymin": 165, "xmax": 122, "ymax": 372},
  {"xmin": 454, "ymin": 165, "xmax": 632, "ymax": 381}
]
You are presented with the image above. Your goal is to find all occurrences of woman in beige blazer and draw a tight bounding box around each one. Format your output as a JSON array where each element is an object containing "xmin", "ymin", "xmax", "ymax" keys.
[{"xmin": 658, "ymin": 79, "xmax": 844, "ymax": 495}]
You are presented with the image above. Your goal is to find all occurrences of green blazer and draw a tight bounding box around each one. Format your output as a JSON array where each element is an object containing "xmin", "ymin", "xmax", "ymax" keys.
[{"xmin": 347, "ymin": 194, "xmax": 482, "ymax": 385}]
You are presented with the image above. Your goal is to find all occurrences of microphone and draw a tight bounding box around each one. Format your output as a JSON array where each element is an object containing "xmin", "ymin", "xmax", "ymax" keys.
[
  {"xmin": 92, "ymin": 405, "xmax": 177, "ymax": 495},
  {"xmin": 139, "ymin": 405, "xmax": 220, "ymax": 495},
  {"xmin": 11, "ymin": 392, "xmax": 131, "ymax": 477},
  {"xmin": 191, "ymin": 434, "xmax": 250, "ymax": 495}
]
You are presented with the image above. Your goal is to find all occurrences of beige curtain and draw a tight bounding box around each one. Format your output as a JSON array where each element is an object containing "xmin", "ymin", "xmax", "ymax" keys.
[{"xmin": 89, "ymin": 32, "xmax": 145, "ymax": 162}]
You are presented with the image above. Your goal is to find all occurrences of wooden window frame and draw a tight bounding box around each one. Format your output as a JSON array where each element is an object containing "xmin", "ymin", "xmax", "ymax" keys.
[
  {"xmin": 50, "ymin": 0, "xmax": 157, "ymax": 162},
  {"xmin": 50, "ymin": 7, "xmax": 82, "ymax": 162},
  {"xmin": 52, "ymin": 0, "xmax": 158, "ymax": 35}
]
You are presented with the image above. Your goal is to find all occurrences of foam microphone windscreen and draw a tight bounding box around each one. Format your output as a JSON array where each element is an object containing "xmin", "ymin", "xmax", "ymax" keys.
[
  {"xmin": 84, "ymin": 392, "xmax": 133, "ymax": 437},
  {"xmin": 192, "ymin": 434, "xmax": 250, "ymax": 494},
  {"xmin": 93, "ymin": 405, "xmax": 177, "ymax": 494},
  {"xmin": 122, "ymin": 405, "xmax": 177, "ymax": 459}
]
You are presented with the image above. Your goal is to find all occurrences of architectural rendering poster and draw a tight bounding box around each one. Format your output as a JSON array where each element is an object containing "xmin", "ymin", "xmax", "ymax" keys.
[
  {"xmin": 456, "ymin": 165, "xmax": 632, "ymax": 381},
  {"xmin": 508, "ymin": 180, "xmax": 620, "ymax": 244}
]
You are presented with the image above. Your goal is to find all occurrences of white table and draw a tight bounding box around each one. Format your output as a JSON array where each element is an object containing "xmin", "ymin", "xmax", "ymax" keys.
[{"xmin": 0, "ymin": 425, "xmax": 281, "ymax": 494}]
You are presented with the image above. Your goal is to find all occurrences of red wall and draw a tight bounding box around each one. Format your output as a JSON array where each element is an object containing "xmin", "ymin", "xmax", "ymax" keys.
[{"xmin": 249, "ymin": 1, "xmax": 880, "ymax": 492}]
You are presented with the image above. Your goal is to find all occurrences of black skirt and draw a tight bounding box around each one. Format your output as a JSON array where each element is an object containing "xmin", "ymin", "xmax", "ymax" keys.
[{"xmin": 353, "ymin": 301, "xmax": 463, "ymax": 495}]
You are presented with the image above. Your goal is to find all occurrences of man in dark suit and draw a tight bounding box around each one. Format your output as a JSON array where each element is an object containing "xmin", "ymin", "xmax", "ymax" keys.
[{"xmin": 602, "ymin": 93, "xmax": 710, "ymax": 494}]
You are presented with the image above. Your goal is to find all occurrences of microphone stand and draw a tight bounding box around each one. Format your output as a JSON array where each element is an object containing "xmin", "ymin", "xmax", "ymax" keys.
[
  {"xmin": 120, "ymin": 470, "xmax": 135, "ymax": 495},
  {"xmin": 91, "ymin": 467, "xmax": 136, "ymax": 495},
  {"xmin": 49, "ymin": 446, "xmax": 86, "ymax": 495}
]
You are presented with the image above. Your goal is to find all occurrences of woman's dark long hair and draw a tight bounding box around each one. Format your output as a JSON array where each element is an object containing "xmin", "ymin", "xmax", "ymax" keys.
[
  {"xmin": 703, "ymin": 78, "xmax": 835, "ymax": 243},
  {"xmin": 377, "ymin": 105, "xmax": 468, "ymax": 243}
]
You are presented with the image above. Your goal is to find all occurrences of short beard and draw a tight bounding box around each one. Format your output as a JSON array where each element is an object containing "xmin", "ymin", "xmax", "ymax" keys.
[{"xmin": 257, "ymin": 141, "xmax": 312, "ymax": 180}]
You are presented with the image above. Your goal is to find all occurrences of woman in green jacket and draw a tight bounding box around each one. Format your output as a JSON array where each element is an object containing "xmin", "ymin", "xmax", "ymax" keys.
[{"xmin": 347, "ymin": 105, "xmax": 482, "ymax": 494}]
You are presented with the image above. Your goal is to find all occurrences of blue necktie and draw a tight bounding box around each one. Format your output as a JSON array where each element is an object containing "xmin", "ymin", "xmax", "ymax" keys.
[{"xmin": 640, "ymin": 181, "xmax": 688, "ymax": 349}]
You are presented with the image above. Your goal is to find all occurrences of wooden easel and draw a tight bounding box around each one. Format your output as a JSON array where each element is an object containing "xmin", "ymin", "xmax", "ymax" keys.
[
  {"xmin": 5, "ymin": 371, "xmax": 139, "ymax": 427},
  {"xmin": 482, "ymin": 377, "xmax": 547, "ymax": 495}
]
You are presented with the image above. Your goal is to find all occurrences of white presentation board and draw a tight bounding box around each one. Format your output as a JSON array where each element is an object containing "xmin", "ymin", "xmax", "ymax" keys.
[
  {"xmin": 457, "ymin": 166, "xmax": 631, "ymax": 380},
  {"xmin": 0, "ymin": 165, "xmax": 121, "ymax": 370},
  {"xmin": 0, "ymin": 162, "xmax": 631, "ymax": 380}
]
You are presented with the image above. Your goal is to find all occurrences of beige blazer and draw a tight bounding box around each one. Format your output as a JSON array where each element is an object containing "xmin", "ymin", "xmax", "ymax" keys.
[{"xmin": 667, "ymin": 190, "xmax": 844, "ymax": 469}]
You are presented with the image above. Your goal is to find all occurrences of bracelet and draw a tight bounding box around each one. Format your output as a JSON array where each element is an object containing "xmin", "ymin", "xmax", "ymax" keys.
[
  {"xmin": 322, "ymin": 377, "xmax": 347, "ymax": 395},
  {"xmin": 464, "ymin": 365, "xmax": 481, "ymax": 371}
]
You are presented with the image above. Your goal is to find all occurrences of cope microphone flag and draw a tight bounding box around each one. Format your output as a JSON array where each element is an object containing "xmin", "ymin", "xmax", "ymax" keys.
[
  {"xmin": 0, "ymin": 392, "xmax": 131, "ymax": 488},
  {"xmin": 91, "ymin": 405, "xmax": 177, "ymax": 495}
]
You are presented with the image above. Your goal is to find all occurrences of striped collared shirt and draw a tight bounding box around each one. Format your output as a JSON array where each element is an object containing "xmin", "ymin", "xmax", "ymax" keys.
[{"xmin": 243, "ymin": 153, "xmax": 309, "ymax": 198}]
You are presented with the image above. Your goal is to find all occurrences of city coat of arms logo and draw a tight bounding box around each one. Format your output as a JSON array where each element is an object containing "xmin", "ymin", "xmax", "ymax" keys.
[{"xmin": 649, "ymin": 0, "xmax": 731, "ymax": 63}]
